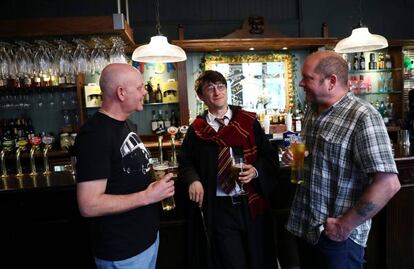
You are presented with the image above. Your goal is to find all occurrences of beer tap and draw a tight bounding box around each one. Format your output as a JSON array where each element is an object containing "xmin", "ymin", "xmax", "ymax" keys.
[
  {"xmin": 178, "ymin": 125, "xmax": 189, "ymax": 143},
  {"xmin": 1, "ymin": 139, "xmax": 14, "ymax": 179},
  {"xmin": 16, "ymin": 139, "xmax": 28, "ymax": 178},
  {"xmin": 42, "ymin": 135, "xmax": 55, "ymax": 176},
  {"xmin": 155, "ymin": 126, "xmax": 166, "ymax": 163},
  {"xmin": 167, "ymin": 126, "xmax": 178, "ymax": 166},
  {"xmin": 29, "ymin": 136, "xmax": 42, "ymax": 176}
]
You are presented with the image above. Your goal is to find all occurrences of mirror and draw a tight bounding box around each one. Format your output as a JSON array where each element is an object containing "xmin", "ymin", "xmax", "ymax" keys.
[{"xmin": 203, "ymin": 53, "xmax": 294, "ymax": 112}]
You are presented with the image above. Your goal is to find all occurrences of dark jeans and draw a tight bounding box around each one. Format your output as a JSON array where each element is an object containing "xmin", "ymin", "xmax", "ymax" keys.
[{"xmin": 296, "ymin": 233, "xmax": 365, "ymax": 269}]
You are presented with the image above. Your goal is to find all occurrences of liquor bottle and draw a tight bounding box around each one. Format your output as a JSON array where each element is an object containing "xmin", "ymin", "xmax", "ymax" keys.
[
  {"xmin": 164, "ymin": 111, "xmax": 171, "ymax": 128},
  {"xmin": 369, "ymin": 53, "xmax": 377, "ymax": 70},
  {"xmin": 359, "ymin": 53, "xmax": 366, "ymax": 70},
  {"xmin": 146, "ymin": 81, "xmax": 154, "ymax": 103},
  {"xmin": 378, "ymin": 101, "xmax": 386, "ymax": 117},
  {"xmin": 353, "ymin": 53, "xmax": 359, "ymax": 70},
  {"xmin": 383, "ymin": 106, "xmax": 390, "ymax": 126},
  {"xmin": 343, "ymin": 54, "xmax": 352, "ymax": 70},
  {"xmin": 170, "ymin": 110, "xmax": 179, "ymax": 127},
  {"xmin": 151, "ymin": 110, "xmax": 158, "ymax": 132},
  {"xmin": 350, "ymin": 75, "xmax": 359, "ymax": 93},
  {"xmin": 285, "ymin": 111, "xmax": 292, "ymax": 132},
  {"xmin": 385, "ymin": 54, "xmax": 392, "ymax": 69},
  {"xmin": 293, "ymin": 107, "xmax": 302, "ymax": 133},
  {"xmin": 144, "ymin": 84, "xmax": 150, "ymax": 104},
  {"xmin": 155, "ymin": 83, "xmax": 163, "ymax": 103},
  {"xmin": 378, "ymin": 53, "xmax": 385, "ymax": 69},
  {"xmin": 157, "ymin": 110, "xmax": 165, "ymax": 129},
  {"xmin": 358, "ymin": 75, "xmax": 366, "ymax": 94}
]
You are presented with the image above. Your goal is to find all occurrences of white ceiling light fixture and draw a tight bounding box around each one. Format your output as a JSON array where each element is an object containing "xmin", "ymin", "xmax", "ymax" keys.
[
  {"xmin": 132, "ymin": 0, "xmax": 186, "ymax": 63},
  {"xmin": 334, "ymin": 0, "xmax": 388, "ymax": 53}
]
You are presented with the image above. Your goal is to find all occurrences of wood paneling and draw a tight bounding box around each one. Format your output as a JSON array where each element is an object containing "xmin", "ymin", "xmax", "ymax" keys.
[{"xmin": 172, "ymin": 37, "xmax": 337, "ymax": 52}]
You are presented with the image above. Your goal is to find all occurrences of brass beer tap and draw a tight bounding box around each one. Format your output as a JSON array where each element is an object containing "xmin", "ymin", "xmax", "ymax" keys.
[
  {"xmin": 29, "ymin": 136, "xmax": 42, "ymax": 176},
  {"xmin": 42, "ymin": 135, "xmax": 55, "ymax": 176},
  {"xmin": 178, "ymin": 125, "xmax": 189, "ymax": 143},
  {"xmin": 155, "ymin": 126, "xmax": 166, "ymax": 163},
  {"xmin": 167, "ymin": 126, "xmax": 179, "ymax": 166},
  {"xmin": 16, "ymin": 139, "xmax": 28, "ymax": 178},
  {"xmin": 1, "ymin": 139, "xmax": 14, "ymax": 178}
]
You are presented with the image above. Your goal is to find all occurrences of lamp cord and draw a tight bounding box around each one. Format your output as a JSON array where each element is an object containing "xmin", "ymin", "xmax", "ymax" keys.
[
  {"xmin": 358, "ymin": 0, "xmax": 363, "ymax": 27},
  {"xmin": 155, "ymin": 0, "xmax": 162, "ymax": 35}
]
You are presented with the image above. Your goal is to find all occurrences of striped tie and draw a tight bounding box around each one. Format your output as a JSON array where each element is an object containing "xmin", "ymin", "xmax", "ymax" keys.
[{"xmin": 216, "ymin": 117, "xmax": 235, "ymax": 193}]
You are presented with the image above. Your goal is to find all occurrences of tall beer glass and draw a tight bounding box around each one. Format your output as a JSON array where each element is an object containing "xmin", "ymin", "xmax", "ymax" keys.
[
  {"xmin": 153, "ymin": 162, "xmax": 176, "ymax": 211},
  {"xmin": 290, "ymin": 135, "xmax": 305, "ymax": 184}
]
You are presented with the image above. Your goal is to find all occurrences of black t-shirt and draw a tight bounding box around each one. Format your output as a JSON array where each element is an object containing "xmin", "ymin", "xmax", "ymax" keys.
[{"xmin": 75, "ymin": 112, "xmax": 159, "ymax": 261}]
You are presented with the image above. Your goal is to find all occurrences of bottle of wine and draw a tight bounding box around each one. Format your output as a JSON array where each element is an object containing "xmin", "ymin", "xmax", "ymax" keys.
[
  {"xmin": 170, "ymin": 110, "xmax": 179, "ymax": 127},
  {"xmin": 385, "ymin": 54, "xmax": 392, "ymax": 69},
  {"xmin": 353, "ymin": 53, "xmax": 359, "ymax": 70},
  {"xmin": 146, "ymin": 81, "xmax": 154, "ymax": 103},
  {"xmin": 157, "ymin": 109, "xmax": 165, "ymax": 129},
  {"xmin": 164, "ymin": 111, "xmax": 171, "ymax": 128},
  {"xmin": 359, "ymin": 53, "xmax": 366, "ymax": 70},
  {"xmin": 151, "ymin": 110, "xmax": 158, "ymax": 132},
  {"xmin": 369, "ymin": 53, "xmax": 377, "ymax": 70},
  {"xmin": 156, "ymin": 83, "xmax": 163, "ymax": 103}
]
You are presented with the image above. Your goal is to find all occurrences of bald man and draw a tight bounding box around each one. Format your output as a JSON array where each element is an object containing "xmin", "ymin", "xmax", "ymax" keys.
[
  {"xmin": 282, "ymin": 51, "xmax": 400, "ymax": 269},
  {"xmin": 75, "ymin": 63, "xmax": 175, "ymax": 269}
]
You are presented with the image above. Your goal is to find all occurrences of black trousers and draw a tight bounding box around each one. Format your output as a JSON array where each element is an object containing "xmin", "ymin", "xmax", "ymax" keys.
[
  {"xmin": 212, "ymin": 195, "xmax": 249, "ymax": 269},
  {"xmin": 211, "ymin": 195, "xmax": 277, "ymax": 269}
]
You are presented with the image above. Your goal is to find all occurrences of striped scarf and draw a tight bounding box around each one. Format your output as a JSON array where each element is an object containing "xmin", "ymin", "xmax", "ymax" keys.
[{"xmin": 192, "ymin": 107, "xmax": 269, "ymax": 219}]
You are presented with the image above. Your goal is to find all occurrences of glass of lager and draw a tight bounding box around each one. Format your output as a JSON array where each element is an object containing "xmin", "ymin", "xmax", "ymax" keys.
[
  {"xmin": 231, "ymin": 155, "xmax": 246, "ymax": 195},
  {"xmin": 153, "ymin": 162, "xmax": 176, "ymax": 211},
  {"xmin": 290, "ymin": 135, "xmax": 305, "ymax": 184}
]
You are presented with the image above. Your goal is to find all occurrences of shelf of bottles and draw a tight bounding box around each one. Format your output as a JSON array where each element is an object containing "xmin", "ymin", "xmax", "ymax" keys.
[
  {"xmin": 403, "ymin": 48, "xmax": 414, "ymax": 115},
  {"xmin": 130, "ymin": 62, "xmax": 181, "ymax": 135},
  {"xmin": 343, "ymin": 50, "xmax": 398, "ymax": 127}
]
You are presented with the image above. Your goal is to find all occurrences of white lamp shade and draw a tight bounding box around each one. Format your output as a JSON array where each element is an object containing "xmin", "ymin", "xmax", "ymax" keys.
[
  {"xmin": 334, "ymin": 27, "xmax": 388, "ymax": 53},
  {"xmin": 132, "ymin": 35, "xmax": 187, "ymax": 63}
]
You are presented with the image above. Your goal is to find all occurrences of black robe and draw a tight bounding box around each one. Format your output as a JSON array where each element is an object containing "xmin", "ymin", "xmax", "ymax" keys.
[{"xmin": 178, "ymin": 107, "xmax": 280, "ymax": 269}]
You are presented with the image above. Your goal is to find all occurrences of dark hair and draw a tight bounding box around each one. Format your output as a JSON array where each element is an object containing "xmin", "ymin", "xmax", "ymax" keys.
[
  {"xmin": 314, "ymin": 52, "xmax": 348, "ymax": 86},
  {"xmin": 195, "ymin": 70, "xmax": 227, "ymax": 94}
]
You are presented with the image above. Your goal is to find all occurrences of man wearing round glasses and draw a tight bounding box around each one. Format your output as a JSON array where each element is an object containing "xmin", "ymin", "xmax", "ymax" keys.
[{"xmin": 179, "ymin": 70, "xmax": 279, "ymax": 269}]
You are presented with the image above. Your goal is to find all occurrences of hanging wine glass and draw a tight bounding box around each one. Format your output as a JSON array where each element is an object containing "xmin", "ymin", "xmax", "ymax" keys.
[
  {"xmin": 90, "ymin": 37, "xmax": 109, "ymax": 75},
  {"xmin": 0, "ymin": 42, "xmax": 11, "ymax": 89},
  {"xmin": 73, "ymin": 38, "xmax": 88, "ymax": 75},
  {"xmin": 15, "ymin": 41, "xmax": 34, "ymax": 88},
  {"xmin": 34, "ymin": 40, "xmax": 52, "ymax": 87},
  {"xmin": 55, "ymin": 40, "xmax": 72, "ymax": 85},
  {"xmin": 109, "ymin": 36, "xmax": 128, "ymax": 64},
  {"xmin": 5, "ymin": 43, "xmax": 18, "ymax": 88}
]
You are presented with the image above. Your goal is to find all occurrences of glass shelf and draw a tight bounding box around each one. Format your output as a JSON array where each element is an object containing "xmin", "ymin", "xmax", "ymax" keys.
[
  {"xmin": 144, "ymin": 102, "xmax": 179, "ymax": 106},
  {"xmin": 403, "ymin": 77, "xmax": 414, "ymax": 82},
  {"xmin": 0, "ymin": 84, "xmax": 77, "ymax": 93},
  {"xmin": 349, "ymin": 68, "xmax": 401, "ymax": 74},
  {"xmin": 354, "ymin": 90, "xmax": 401, "ymax": 95}
]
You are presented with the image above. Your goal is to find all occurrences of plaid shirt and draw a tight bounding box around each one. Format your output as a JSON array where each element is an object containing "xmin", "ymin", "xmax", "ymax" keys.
[{"xmin": 286, "ymin": 92, "xmax": 398, "ymax": 247}]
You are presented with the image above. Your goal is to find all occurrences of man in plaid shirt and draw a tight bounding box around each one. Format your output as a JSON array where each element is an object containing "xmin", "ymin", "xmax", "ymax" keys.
[{"xmin": 283, "ymin": 51, "xmax": 401, "ymax": 269}]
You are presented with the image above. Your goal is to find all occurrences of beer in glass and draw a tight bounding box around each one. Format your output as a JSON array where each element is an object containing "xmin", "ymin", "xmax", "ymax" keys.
[
  {"xmin": 153, "ymin": 162, "xmax": 176, "ymax": 210},
  {"xmin": 290, "ymin": 136, "xmax": 305, "ymax": 184}
]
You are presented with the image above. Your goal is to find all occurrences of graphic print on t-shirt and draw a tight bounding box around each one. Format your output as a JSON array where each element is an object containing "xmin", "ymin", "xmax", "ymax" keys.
[{"xmin": 120, "ymin": 132, "xmax": 150, "ymax": 175}]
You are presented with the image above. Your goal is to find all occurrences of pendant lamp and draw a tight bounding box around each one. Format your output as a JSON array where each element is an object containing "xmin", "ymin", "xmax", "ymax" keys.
[
  {"xmin": 132, "ymin": 0, "xmax": 186, "ymax": 63},
  {"xmin": 334, "ymin": 0, "xmax": 388, "ymax": 53}
]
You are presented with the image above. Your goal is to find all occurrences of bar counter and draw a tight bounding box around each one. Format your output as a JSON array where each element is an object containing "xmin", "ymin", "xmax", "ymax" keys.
[{"xmin": 0, "ymin": 143, "xmax": 413, "ymax": 269}]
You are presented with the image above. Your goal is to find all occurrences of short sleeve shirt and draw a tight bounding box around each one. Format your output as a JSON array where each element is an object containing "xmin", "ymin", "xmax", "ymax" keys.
[{"xmin": 286, "ymin": 92, "xmax": 398, "ymax": 247}]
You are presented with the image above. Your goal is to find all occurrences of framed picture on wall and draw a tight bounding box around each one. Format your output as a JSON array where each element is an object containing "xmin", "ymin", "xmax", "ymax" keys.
[{"xmin": 203, "ymin": 53, "xmax": 294, "ymax": 112}]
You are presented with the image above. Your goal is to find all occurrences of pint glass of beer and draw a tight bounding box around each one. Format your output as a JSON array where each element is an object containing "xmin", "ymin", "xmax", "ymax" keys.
[
  {"xmin": 290, "ymin": 136, "xmax": 305, "ymax": 184},
  {"xmin": 153, "ymin": 162, "xmax": 176, "ymax": 211}
]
